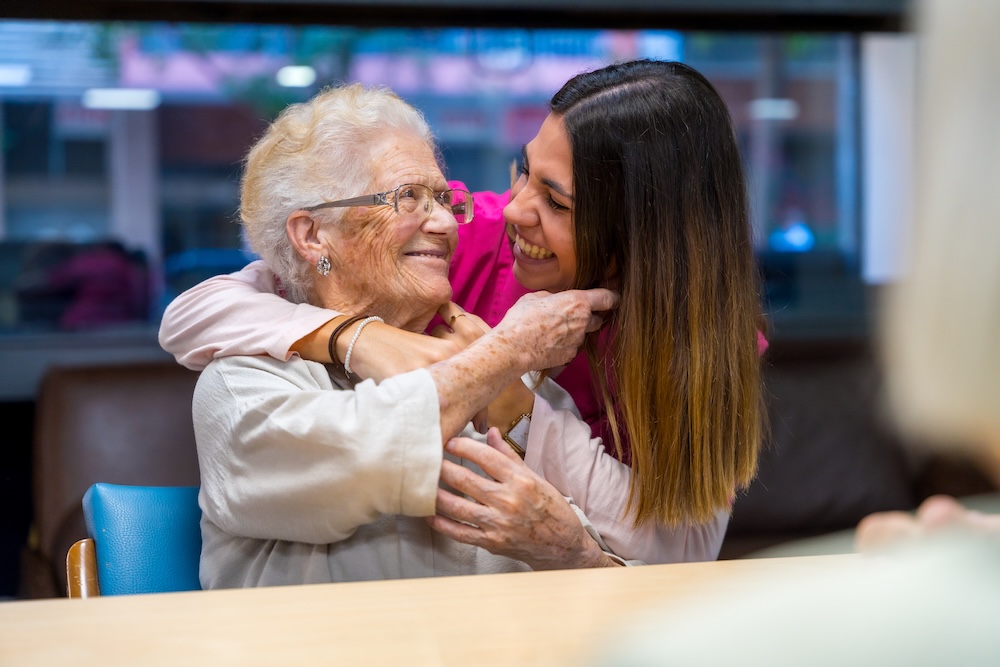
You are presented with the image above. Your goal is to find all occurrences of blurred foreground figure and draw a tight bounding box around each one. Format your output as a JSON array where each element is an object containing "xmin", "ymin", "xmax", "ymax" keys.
[{"xmin": 854, "ymin": 0, "xmax": 1000, "ymax": 551}]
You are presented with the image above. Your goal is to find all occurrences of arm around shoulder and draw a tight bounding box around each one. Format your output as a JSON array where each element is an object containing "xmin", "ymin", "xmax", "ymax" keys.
[{"xmin": 159, "ymin": 260, "xmax": 339, "ymax": 370}]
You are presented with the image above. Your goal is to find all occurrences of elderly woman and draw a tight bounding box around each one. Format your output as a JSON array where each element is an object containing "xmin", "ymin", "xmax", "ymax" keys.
[{"xmin": 194, "ymin": 84, "xmax": 619, "ymax": 587}]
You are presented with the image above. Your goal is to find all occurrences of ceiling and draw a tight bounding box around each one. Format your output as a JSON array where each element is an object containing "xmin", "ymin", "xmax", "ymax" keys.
[{"xmin": 1, "ymin": 0, "xmax": 910, "ymax": 31}]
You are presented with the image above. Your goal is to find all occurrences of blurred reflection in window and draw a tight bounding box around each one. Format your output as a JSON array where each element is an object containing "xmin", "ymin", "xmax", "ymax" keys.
[{"xmin": 0, "ymin": 22, "xmax": 863, "ymax": 338}]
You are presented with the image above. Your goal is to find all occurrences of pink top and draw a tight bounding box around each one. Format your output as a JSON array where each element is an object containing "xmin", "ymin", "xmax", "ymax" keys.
[
  {"xmin": 446, "ymin": 183, "xmax": 767, "ymax": 464},
  {"xmin": 446, "ymin": 185, "xmax": 622, "ymax": 461}
]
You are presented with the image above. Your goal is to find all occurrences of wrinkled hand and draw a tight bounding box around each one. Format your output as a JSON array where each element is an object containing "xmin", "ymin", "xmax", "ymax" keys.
[
  {"xmin": 488, "ymin": 289, "xmax": 618, "ymax": 372},
  {"xmin": 426, "ymin": 428, "xmax": 614, "ymax": 570},
  {"xmin": 431, "ymin": 302, "xmax": 535, "ymax": 432},
  {"xmin": 855, "ymin": 494, "xmax": 1000, "ymax": 552}
]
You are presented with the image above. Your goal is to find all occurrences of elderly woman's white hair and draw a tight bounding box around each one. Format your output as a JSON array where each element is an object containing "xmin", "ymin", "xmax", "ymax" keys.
[
  {"xmin": 883, "ymin": 0, "xmax": 1000, "ymax": 457},
  {"xmin": 239, "ymin": 84, "xmax": 436, "ymax": 304}
]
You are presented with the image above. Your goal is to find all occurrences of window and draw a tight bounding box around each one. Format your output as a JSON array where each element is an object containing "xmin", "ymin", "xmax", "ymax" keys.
[{"xmin": 0, "ymin": 21, "xmax": 865, "ymax": 338}]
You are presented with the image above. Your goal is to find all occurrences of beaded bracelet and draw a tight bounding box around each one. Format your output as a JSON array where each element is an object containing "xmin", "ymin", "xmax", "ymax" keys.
[
  {"xmin": 327, "ymin": 314, "xmax": 366, "ymax": 374},
  {"xmin": 344, "ymin": 316, "xmax": 384, "ymax": 379}
]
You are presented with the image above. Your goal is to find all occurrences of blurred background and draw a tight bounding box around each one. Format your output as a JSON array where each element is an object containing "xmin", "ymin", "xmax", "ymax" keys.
[
  {"xmin": 0, "ymin": 20, "xmax": 907, "ymax": 341},
  {"xmin": 3, "ymin": 0, "xmax": 949, "ymax": 600}
]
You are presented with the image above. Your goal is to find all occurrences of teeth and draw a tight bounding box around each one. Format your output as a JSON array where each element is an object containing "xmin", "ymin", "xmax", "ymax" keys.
[{"xmin": 516, "ymin": 234, "xmax": 554, "ymax": 260}]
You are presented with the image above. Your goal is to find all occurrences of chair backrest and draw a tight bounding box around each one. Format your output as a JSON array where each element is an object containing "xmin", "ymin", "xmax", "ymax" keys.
[
  {"xmin": 82, "ymin": 483, "xmax": 202, "ymax": 595},
  {"xmin": 30, "ymin": 363, "xmax": 200, "ymax": 597}
]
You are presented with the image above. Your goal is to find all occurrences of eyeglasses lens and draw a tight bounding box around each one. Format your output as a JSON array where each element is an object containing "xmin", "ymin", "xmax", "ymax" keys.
[
  {"xmin": 448, "ymin": 190, "xmax": 471, "ymax": 223},
  {"xmin": 391, "ymin": 184, "xmax": 472, "ymax": 223},
  {"xmin": 393, "ymin": 185, "xmax": 431, "ymax": 217}
]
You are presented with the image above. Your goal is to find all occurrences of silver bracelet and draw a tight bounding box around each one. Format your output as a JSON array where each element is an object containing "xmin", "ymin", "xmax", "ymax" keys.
[{"xmin": 344, "ymin": 316, "xmax": 383, "ymax": 378}]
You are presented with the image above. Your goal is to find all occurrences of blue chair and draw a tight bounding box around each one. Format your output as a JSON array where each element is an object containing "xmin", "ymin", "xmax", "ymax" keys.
[{"xmin": 65, "ymin": 483, "xmax": 203, "ymax": 597}]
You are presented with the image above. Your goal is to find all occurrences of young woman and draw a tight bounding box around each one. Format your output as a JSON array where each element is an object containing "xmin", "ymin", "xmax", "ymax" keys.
[{"xmin": 160, "ymin": 59, "xmax": 765, "ymax": 559}]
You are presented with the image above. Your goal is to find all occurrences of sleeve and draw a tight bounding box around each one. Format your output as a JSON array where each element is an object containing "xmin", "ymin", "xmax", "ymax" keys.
[
  {"xmin": 158, "ymin": 260, "xmax": 340, "ymax": 371},
  {"xmin": 565, "ymin": 500, "xmax": 642, "ymax": 567},
  {"xmin": 523, "ymin": 379, "xmax": 729, "ymax": 564},
  {"xmin": 194, "ymin": 356, "xmax": 444, "ymax": 544}
]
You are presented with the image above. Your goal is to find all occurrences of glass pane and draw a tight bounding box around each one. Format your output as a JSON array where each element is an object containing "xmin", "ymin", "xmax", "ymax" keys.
[{"xmin": 0, "ymin": 21, "xmax": 861, "ymax": 338}]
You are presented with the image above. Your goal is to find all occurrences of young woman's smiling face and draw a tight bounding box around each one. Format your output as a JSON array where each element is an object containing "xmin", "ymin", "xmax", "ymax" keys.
[{"xmin": 503, "ymin": 113, "xmax": 577, "ymax": 293}]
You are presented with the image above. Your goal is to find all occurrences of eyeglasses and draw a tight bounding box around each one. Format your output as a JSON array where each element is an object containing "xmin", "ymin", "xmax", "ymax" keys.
[{"xmin": 302, "ymin": 183, "xmax": 474, "ymax": 224}]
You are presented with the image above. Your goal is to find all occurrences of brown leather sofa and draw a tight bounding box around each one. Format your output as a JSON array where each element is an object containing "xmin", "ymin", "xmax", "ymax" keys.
[{"xmin": 22, "ymin": 362, "xmax": 200, "ymax": 598}]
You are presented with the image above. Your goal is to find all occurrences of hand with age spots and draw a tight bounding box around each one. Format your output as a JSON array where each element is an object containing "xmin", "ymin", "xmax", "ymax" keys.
[
  {"xmin": 489, "ymin": 288, "xmax": 618, "ymax": 372},
  {"xmin": 431, "ymin": 301, "xmax": 541, "ymax": 434},
  {"xmin": 426, "ymin": 428, "xmax": 617, "ymax": 570}
]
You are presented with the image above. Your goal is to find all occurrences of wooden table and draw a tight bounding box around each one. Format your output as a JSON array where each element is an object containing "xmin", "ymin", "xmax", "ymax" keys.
[{"xmin": 0, "ymin": 555, "xmax": 854, "ymax": 666}]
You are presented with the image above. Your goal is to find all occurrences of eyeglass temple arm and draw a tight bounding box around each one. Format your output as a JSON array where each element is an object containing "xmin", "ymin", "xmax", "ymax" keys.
[{"xmin": 303, "ymin": 193, "xmax": 386, "ymax": 212}]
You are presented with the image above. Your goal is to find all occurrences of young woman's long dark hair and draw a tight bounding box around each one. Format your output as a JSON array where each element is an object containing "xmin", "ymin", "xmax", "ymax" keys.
[{"xmin": 550, "ymin": 60, "xmax": 764, "ymax": 526}]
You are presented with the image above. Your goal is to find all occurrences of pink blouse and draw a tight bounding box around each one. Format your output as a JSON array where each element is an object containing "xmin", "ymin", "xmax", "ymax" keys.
[{"xmin": 445, "ymin": 185, "xmax": 610, "ymax": 449}]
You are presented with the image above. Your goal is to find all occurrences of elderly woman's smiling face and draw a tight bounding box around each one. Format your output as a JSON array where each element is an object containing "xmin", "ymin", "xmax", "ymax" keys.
[{"xmin": 314, "ymin": 131, "xmax": 458, "ymax": 330}]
